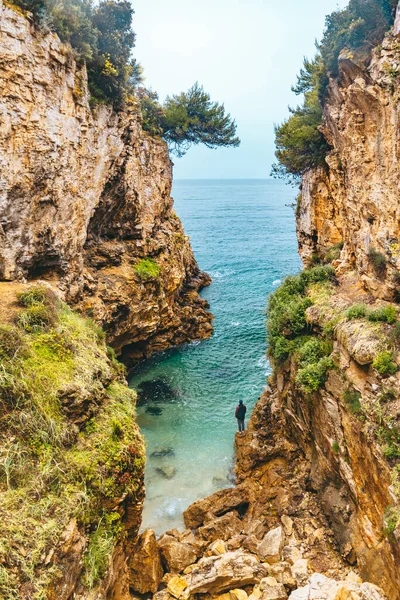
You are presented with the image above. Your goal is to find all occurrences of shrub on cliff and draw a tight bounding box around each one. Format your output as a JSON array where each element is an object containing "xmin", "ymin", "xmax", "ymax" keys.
[
  {"xmin": 267, "ymin": 265, "xmax": 335, "ymax": 362},
  {"xmin": 272, "ymin": 0, "xmax": 397, "ymax": 182},
  {"xmin": 9, "ymin": 0, "xmax": 142, "ymax": 106},
  {"xmin": 134, "ymin": 258, "xmax": 161, "ymax": 280},
  {"xmin": 296, "ymin": 355, "xmax": 335, "ymax": 393},
  {"xmin": 372, "ymin": 350, "xmax": 398, "ymax": 375},
  {"xmin": 139, "ymin": 83, "xmax": 240, "ymax": 157}
]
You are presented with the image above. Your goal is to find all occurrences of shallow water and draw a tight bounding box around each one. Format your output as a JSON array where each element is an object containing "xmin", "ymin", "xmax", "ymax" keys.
[{"xmin": 128, "ymin": 179, "xmax": 300, "ymax": 534}]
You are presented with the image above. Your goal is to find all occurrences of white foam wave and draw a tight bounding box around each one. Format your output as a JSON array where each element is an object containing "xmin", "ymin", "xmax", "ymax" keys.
[{"xmin": 272, "ymin": 279, "xmax": 281, "ymax": 287}]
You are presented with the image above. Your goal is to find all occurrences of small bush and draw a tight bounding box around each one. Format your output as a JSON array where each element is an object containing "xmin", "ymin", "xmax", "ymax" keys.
[
  {"xmin": 296, "ymin": 356, "xmax": 334, "ymax": 393},
  {"xmin": 297, "ymin": 338, "xmax": 333, "ymax": 367},
  {"xmin": 133, "ymin": 258, "xmax": 161, "ymax": 280},
  {"xmin": 323, "ymin": 242, "xmax": 343, "ymax": 264},
  {"xmin": 383, "ymin": 506, "xmax": 400, "ymax": 541},
  {"xmin": 368, "ymin": 305, "xmax": 397, "ymax": 324},
  {"xmin": 343, "ymin": 388, "xmax": 362, "ymax": 414},
  {"xmin": 271, "ymin": 336, "xmax": 293, "ymax": 363},
  {"xmin": 368, "ymin": 247, "xmax": 387, "ymax": 277},
  {"xmin": 347, "ymin": 304, "xmax": 368, "ymax": 320},
  {"xmin": 332, "ymin": 441, "xmax": 340, "ymax": 453},
  {"xmin": 0, "ymin": 325, "xmax": 25, "ymax": 361},
  {"xmin": 17, "ymin": 305, "xmax": 55, "ymax": 332},
  {"xmin": 380, "ymin": 388, "xmax": 396, "ymax": 403},
  {"xmin": 17, "ymin": 286, "xmax": 49, "ymax": 307},
  {"xmin": 389, "ymin": 322, "xmax": 400, "ymax": 347},
  {"xmin": 372, "ymin": 351, "xmax": 397, "ymax": 376}
]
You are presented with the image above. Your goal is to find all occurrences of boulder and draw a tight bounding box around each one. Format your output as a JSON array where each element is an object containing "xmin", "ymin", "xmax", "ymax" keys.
[
  {"xmin": 129, "ymin": 529, "xmax": 163, "ymax": 594},
  {"xmin": 288, "ymin": 573, "xmax": 386, "ymax": 600},
  {"xmin": 280, "ymin": 516, "xmax": 293, "ymax": 537},
  {"xmin": 258, "ymin": 576, "xmax": 287, "ymax": 600},
  {"xmin": 209, "ymin": 539, "xmax": 228, "ymax": 556},
  {"xmin": 158, "ymin": 534, "xmax": 197, "ymax": 573},
  {"xmin": 281, "ymin": 546, "xmax": 302, "ymax": 566},
  {"xmin": 167, "ymin": 576, "xmax": 188, "ymax": 599},
  {"xmin": 290, "ymin": 559, "xmax": 308, "ymax": 587},
  {"xmin": 257, "ymin": 527, "xmax": 285, "ymax": 564},
  {"xmin": 267, "ymin": 562, "xmax": 296, "ymax": 589},
  {"xmin": 197, "ymin": 512, "xmax": 242, "ymax": 542},
  {"xmin": 230, "ymin": 589, "xmax": 249, "ymax": 600},
  {"xmin": 182, "ymin": 551, "xmax": 270, "ymax": 596},
  {"xmin": 184, "ymin": 485, "xmax": 250, "ymax": 528}
]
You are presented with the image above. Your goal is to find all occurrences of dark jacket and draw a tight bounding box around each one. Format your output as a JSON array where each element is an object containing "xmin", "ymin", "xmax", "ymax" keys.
[{"xmin": 235, "ymin": 404, "xmax": 247, "ymax": 420}]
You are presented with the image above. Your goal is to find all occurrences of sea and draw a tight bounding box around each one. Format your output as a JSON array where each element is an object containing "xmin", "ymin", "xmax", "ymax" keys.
[{"xmin": 128, "ymin": 179, "xmax": 301, "ymax": 534}]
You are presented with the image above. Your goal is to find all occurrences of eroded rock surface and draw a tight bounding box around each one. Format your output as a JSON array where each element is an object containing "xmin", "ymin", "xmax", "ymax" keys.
[{"xmin": 0, "ymin": 1, "xmax": 213, "ymax": 365}]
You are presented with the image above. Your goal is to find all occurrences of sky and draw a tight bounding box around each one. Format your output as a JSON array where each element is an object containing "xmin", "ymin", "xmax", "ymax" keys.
[{"xmin": 133, "ymin": 0, "xmax": 349, "ymax": 179}]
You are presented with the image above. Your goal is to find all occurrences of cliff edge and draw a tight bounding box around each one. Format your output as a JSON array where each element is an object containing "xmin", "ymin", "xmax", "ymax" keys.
[{"xmin": 0, "ymin": 0, "xmax": 213, "ymax": 366}]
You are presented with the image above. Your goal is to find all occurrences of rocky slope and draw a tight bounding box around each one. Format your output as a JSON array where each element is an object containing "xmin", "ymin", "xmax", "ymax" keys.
[
  {"xmin": 0, "ymin": 0, "xmax": 213, "ymax": 366},
  {"xmin": 0, "ymin": 282, "xmax": 146, "ymax": 599}
]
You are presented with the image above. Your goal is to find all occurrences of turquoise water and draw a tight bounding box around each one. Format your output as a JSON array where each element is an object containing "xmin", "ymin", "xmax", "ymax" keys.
[{"xmin": 129, "ymin": 179, "xmax": 300, "ymax": 534}]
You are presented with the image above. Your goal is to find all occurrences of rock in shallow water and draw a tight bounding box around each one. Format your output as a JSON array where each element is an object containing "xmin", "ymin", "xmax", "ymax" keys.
[
  {"xmin": 151, "ymin": 447, "xmax": 176, "ymax": 458},
  {"xmin": 156, "ymin": 465, "xmax": 177, "ymax": 479},
  {"xmin": 137, "ymin": 378, "xmax": 178, "ymax": 405}
]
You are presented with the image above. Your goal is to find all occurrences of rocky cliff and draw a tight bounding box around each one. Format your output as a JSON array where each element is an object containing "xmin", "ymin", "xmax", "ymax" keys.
[
  {"xmin": 0, "ymin": 0, "xmax": 213, "ymax": 366},
  {"xmin": 126, "ymin": 17, "xmax": 400, "ymax": 600}
]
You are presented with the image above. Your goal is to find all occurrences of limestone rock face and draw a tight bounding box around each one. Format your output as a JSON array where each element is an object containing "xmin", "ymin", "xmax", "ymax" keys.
[
  {"xmin": 297, "ymin": 35, "xmax": 400, "ymax": 301},
  {"xmin": 129, "ymin": 529, "xmax": 164, "ymax": 594},
  {"xmin": 0, "ymin": 1, "xmax": 213, "ymax": 365}
]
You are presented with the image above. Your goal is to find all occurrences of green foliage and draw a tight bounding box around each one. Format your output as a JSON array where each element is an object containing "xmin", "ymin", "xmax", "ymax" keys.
[
  {"xmin": 320, "ymin": 0, "xmax": 397, "ymax": 77},
  {"xmin": 368, "ymin": 247, "xmax": 387, "ymax": 277},
  {"xmin": 133, "ymin": 258, "xmax": 161, "ymax": 280},
  {"xmin": 272, "ymin": 0, "xmax": 397, "ymax": 181},
  {"xmin": 271, "ymin": 88, "xmax": 330, "ymax": 181},
  {"xmin": 346, "ymin": 303, "xmax": 397, "ymax": 323},
  {"xmin": 368, "ymin": 305, "xmax": 397, "ymax": 324},
  {"xmin": 343, "ymin": 387, "xmax": 362, "ymax": 414},
  {"xmin": 0, "ymin": 325, "xmax": 25, "ymax": 361},
  {"xmin": 0, "ymin": 291, "xmax": 145, "ymax": 596},
  {"xmin": 323, "ymin": 242, "xmax": 344, "ymax": 264},
  {"xmin": 296, "ymin": 356, "xmax": 335, "ymax": 393},
  {"xmin": 17, "ymin": 304, "xmax": 56, "ymax": 332},
  {"xmin": 296, "ymin": 338, "xmax": 333, "ymax": 366},
  {"xmin": 373, "ymin": 351, "xmax": 398, "ymax": 376},
  {"xmin": 383, "ymin": 505, "xmax": 400, "ymax": 541},
  {"xmin": 346, "ymin": 303, "xmax": 368, "ymax": 319},
  {"xmin": 9, "ymin": 0, "xmax": 142, "ymax": 106},
  {"xmin": 267, "ymin": 266, "xmax": 335, "ymax": 362},
  {"xmin": 17, "ymin": 285, "xmax": 51, "ymax": 307},
  {"xmin": 139, "ymin": 83, "xmax": 240, "ymax": 156},
  {"xmin": 332, "ymin": 441, "xmax": 340, "ymax": 453}
]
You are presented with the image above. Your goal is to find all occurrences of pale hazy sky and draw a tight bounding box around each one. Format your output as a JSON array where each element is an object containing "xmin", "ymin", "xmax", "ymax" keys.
[{"xmin": 133, "ymin": 0, "xmax": 348, "ymax": 179}]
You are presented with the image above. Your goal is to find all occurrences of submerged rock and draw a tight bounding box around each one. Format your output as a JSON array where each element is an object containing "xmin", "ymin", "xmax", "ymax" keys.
[
  {"xmin": 156, "ymin": 465, "xmax": 177, "ymax": 479},
  {"xmin": 151, "ymin": 448, "xmax": 176, "ymax": 458},
  {"xmin": 146, "ymin": 406, "xmax": 163, "ymax": 416},
  {"xmin": 137, "ymin": 378, "xmax": 178, "ymax": 405}
]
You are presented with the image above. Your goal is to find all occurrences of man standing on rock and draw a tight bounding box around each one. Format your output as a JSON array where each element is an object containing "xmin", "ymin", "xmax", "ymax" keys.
[{"xmin": 235, "ymin": 399, "xmax": 247, "ymax": 434}]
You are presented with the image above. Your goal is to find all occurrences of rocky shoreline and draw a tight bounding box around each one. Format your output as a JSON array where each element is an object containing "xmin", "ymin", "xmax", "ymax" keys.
[{"xmin": 130, "ymin": 388, "xmax": 387, "ymax": 600}]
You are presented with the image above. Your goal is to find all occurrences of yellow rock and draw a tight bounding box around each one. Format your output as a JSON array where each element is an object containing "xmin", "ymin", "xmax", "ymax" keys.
[
  {"xmin": 230, "ymin": 589, "xmax": 248, "ymax": 600},
  {"xmin": 345, "ymin": 572, "xmax": 362, "ymax": 584},
  {"xmin": 210, "ymin": 539, "xmax": 227, "ymax": 555},
  {"xmin": 167, "ymin": 576, "xmax": 188, "ymax": 599}
]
